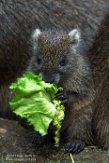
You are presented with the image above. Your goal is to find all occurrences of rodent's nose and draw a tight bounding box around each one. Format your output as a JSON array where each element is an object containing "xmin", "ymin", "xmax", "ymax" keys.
[{"xmin": 40, "ymin": 72, "xmax": 60, "ymax": 85}]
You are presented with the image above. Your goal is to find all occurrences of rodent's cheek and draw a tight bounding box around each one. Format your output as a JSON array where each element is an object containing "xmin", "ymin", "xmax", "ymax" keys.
[{"xmin": 59, "ymin": 71, "xmax": 71, "ymax": 82}]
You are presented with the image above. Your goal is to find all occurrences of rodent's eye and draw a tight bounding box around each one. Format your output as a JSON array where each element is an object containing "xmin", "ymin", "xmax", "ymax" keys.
[
  {"xmin": 59, "ymin": 56, "xmax": 68, "ymax": 66},
  {"xmin": 36, "ymin": 57, "xmax": 42, "ymax": 66}
]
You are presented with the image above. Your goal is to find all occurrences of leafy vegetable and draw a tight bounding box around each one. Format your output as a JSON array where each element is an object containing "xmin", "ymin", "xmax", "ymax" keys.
[{"xmin": 10, "ymin": 72, "xmax": 65, "ymax": 146}]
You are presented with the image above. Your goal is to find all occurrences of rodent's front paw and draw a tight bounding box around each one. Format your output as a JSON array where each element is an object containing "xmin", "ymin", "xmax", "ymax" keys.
[
  {"xmin": 65, "ymin": 139, "xmax": 85, "ymax": 153},
  {"xmin": 56, "ymin": 91, "xmax": 68, "ymax": 104}
]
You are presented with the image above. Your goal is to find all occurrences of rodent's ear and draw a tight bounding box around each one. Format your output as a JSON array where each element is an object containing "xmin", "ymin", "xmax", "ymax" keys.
[
  {"xmin": 32, "ymin": 29, "xmax": 42, "ymax": 49},
  {"xmin": 68, "ymin": 29, "xmax": 80, "ymax": 45}
]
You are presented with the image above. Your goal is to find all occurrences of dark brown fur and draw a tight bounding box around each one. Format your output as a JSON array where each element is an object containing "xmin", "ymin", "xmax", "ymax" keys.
[
  {"xmin": 90, "ymin": 15, "xmax": 109, "ymax": 150},
  {"xmin": 0, "ymin": 0, "xmax": 108, "ymax": 85},
  {"xmin": 29, "ymin": 29, "xmax": 95, "ymax": 151},
  {"xmin": 0, "ymin": 0, "xmax": 109, "ymax": 152},
  {"xmin": 0, "ymin": 0, "xmax": 108, "ymax": 117}
]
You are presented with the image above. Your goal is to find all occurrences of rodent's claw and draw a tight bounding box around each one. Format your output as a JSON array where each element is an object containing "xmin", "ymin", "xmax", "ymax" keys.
[
  {"xmin": 56, "ymin": 91, "xmax": 68, "ymax": 104},
  {"xmin": 65, "ymin": 139, "xmax": 85, "ymax": 153}
]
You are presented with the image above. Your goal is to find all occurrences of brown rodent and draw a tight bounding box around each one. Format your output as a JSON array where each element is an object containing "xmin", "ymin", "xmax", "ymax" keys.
[
  {"xmin": 0, "ymin": 0, "xmax": 102, "ymax": 116},
  {"xmin": 28, "ymin": 28, "xmax": 94, "ymax": 153},
  {"xmin": 0, "ymin": 0, "xmax": 108, "ymax": 117},
  {"xmin": 0, "ymin": 0, "xmax": 108, "ymax": 85},
  {"xmin": 0, "ymin": 0, "xmax": 109, "ymax": 153},
  {"xmin": 90, "ymin": 15, "xmax": 109, "ymax": 150}
]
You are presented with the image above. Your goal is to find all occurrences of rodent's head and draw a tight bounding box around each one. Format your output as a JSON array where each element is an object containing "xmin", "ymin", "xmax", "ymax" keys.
[{"xmin": 30, "ymin": 28, "xmax": 80, "ymax": 85}]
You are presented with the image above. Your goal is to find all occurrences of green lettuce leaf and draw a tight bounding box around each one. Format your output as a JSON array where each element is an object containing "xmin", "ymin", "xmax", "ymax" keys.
[{"xmin": 10, "ymin": 72, "xmax": 65, "ymax": 143}]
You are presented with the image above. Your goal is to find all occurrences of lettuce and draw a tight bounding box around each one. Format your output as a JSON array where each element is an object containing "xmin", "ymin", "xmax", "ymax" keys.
[{"xmin": 10, "ymin": 72, "xmax": 65, "ymax": 146}]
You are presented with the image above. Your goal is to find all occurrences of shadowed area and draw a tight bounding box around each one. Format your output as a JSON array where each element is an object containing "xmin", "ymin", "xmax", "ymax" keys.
[{"xmin": 0, "ymin": 118, "xmax": 109, "ymax": 163}]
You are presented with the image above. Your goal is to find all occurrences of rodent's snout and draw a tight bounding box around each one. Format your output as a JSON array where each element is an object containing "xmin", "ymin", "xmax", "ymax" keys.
[{"xmin": 40, "ymin": 72, "xmax": 60, "ymax": 85}]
